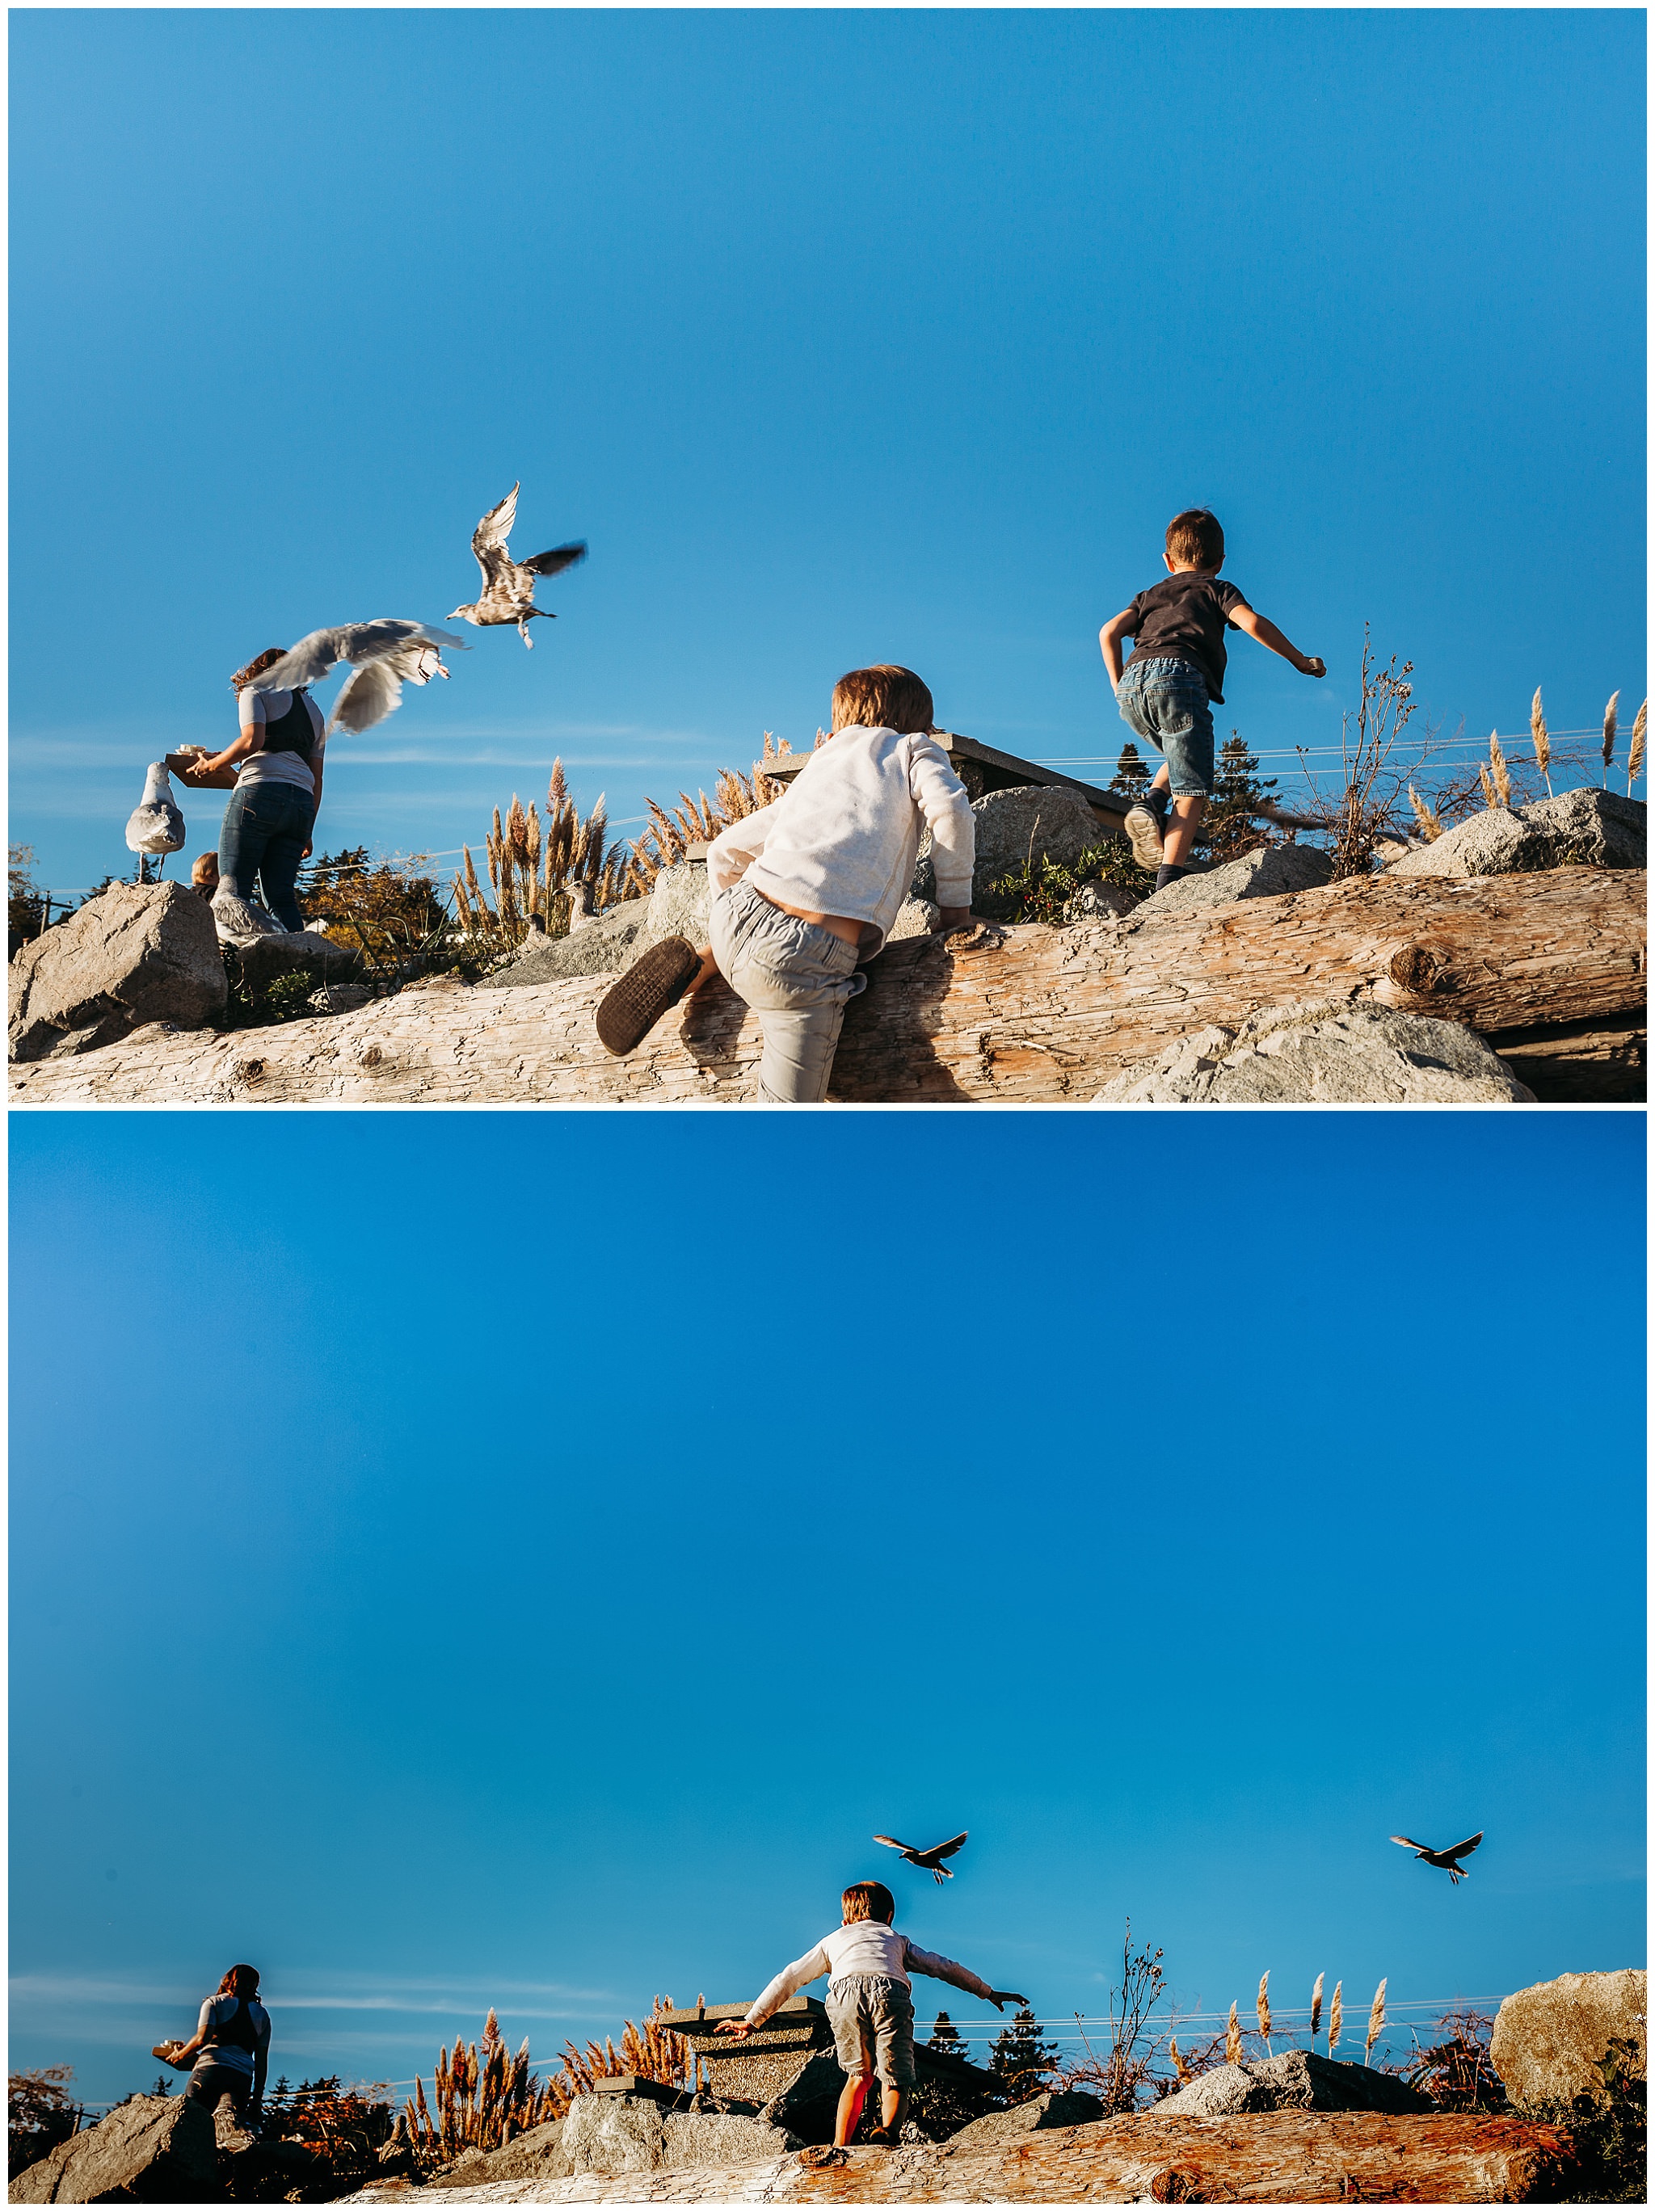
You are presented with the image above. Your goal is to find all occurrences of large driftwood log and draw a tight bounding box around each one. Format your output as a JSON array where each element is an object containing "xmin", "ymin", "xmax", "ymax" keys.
[
  {"xmin": 9, "ymin": 870, "xmax": 1643, "ymax": 1106},
  {"xmin": 341, "ymin": 2112, "xmax": 1575, "ymax": 2204}
]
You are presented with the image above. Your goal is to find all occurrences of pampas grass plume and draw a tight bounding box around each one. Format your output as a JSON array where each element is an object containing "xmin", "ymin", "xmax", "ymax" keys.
[
  {"xmin": 1365, "ymin": 1979, "xmax": 1388, "ymax": 2067},
  {"xmin": 1478, "ymin": 763, "xmax": 1497, "ymax": 810},
  {"xmin": 1489, "ymin": 732, "xmax": 1513, "ymax": 809},
  {"xmin": 1629, "ymin": 700, "xmax": 1646, "ymax": 793},
  {"xmin": 1257, "ymin": 1972, "xmax": 1272, "ymax": 2050},
  {"xmin": 1409, "ymin": 785, "xmax": 1442, "ymax": 841},
  {"xmin": 1531, "ymin": 688, "xmax": 1553, "ymax": 795},
  {"xmin": 1226, "ymin": 2001, "xmax": 1242, "ymax": 2066},
  {"xmin": 1328, "ymin": 1982, "xmax": 1343, "ymax": 2059},
  {"xmin": 1602, "ymin": 691, "xmax": 1620, "ymax": 784},
  {"xmin": 1310, "ymin": 1973, "xmax": 1324, "ymax": 2044}
]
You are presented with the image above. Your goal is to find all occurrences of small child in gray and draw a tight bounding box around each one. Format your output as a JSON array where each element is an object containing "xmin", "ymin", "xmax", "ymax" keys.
[
  {"xmin": 693, "ymin": 665, "xmax": 976, "ymax": 1103},
  {"xmin": 717, "ymin": 1879, "xmax": 1026, "ymax": 2145}
]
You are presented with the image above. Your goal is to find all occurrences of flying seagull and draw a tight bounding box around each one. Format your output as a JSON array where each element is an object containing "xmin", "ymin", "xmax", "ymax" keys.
[
  {"xmin": 450, "ymin": 483, "xmax": 587, "ymax": 647},
  {"xmin": 1390, "ymin": 1831, "xmax": 1483, "ymax": 1884},
  {"xmin": 873, "ymin": 1831, "xmax": 969, "ymax": 1884},
  {"xmin": 126, "ymin": 761, "xmax": 187, "ymax": 879},
  {"xmin": 245, "ymin": 620, "xmax": 469, "ymax": 736}
]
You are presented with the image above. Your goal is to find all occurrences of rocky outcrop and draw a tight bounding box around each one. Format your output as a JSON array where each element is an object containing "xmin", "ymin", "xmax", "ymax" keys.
[
  {"xmin": 9, "ymin": 2092, "xmax": 219, "ymax": 2201},
  {"xmin": 1095, "ymin": 1000, "xmax": 1536, "ymax": 1104},
  {"xmin": 913, "ymin": 784, "xmax": 1105, "ymax": 912},
  {"xmin": 1151, "ymin": 2050, "xmax": 1433, "ymax": 2118},
  {"xmin": 425, "ymin": 2118, "xmax": 572, "ymax": 2189},
  {"xmin": 558, "ymin": 2093, "xmax": 800, "ymax": 2176},
  {"xmin": 337, "ymin": 2110, "xmax": 1577, "ymax": 2204},
  {"xmin": 1131, "ymin": 841, "xmax": 1334, "ymax": 915},
  {"xmin": 1492, "ymin": 1969, "xmax": 1647, "ymax": 2107},
  {"xmin": 947, "ymin": 2090, "xmax": 1105, "ymax": 2143},
  {"xmin": 486, "ymin": 902, "xmax": 650, "ymax": 986},
  {"xmin": 9, "ymin": 883, "xmax": 226, "ymax": 1062},
  {"xmin": 645, "ymin": 861, "xmax": 711, "ymax": 948},
  {"xmin": 234, "ymin": 927, "xmax": 360, "ymax": 995},
  {"xmin": 663, "ymin": 2112, "xmax": 805, "ymax": 2167},
  {"xmin": 1062, "ymin": 881, "xmax": 1139, "ymax": 923},
  {"xmin": 1392, "ymin": 790, "xmax": 1645, "ymax": 881}
]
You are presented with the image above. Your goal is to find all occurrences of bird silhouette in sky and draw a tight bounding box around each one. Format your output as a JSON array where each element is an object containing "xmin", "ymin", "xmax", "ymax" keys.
[
  {"xmin": 449, "ymin": 483, "xmax": 587, "ymax": 646},
  {"xmin": 1390, "ymin": 1831, "xmax": 1483, "ymax": 1883},
  {"xmin": 873, "ymin": 1831, "xmax": 969, "ymax": 1884}
]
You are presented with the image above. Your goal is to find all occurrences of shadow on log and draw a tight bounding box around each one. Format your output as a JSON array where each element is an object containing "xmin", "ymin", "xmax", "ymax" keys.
[{"xmin": 9, "ymin": 869, "xmax": 1644, "ymax": 1106}]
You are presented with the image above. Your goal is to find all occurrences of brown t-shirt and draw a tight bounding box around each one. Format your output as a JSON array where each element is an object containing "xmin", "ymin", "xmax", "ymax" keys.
[{"xmin": 1124, "ymin": 572, "xmax": 1250, "ymax": 702}]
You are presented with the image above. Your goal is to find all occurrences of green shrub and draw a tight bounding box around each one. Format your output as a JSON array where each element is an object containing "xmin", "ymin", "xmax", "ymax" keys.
[{"xmin": 983, "ymin": 837, "xmax": 1156, "ymax": 924}]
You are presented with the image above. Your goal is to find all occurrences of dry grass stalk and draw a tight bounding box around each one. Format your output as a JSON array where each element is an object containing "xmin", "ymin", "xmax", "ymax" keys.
[
  {"xmin": 1477, "ymin": 762, "xmax": 1498, "ymax": 810},
  {"xmin": 1602, "ymin": 692, "xmax": 1620, "ymax": 785},
  {"xmin": 1629, "ymin": 700, "xmax": 1646, "ymax": 793},
  {"xmin": 1530, "ymin": 687, "xmax": 1553, "ymax": 797},
  {"xmin": 1257, "ymin": 1972, "xmax": 1272, "ymax": 2053},
  {"xmin": 1489, "ymin": 732, "xmax": 1513, "ymax": 809},
  {"xmin": 1328, "ymin": 1982, "xmax": 1343, "ymax": 2059},
  {"xmin": 1169, "ymin": 2037, "xmax": 1194, "ymax": 2087},
  {"xmin": 626, "ymin": 766, "xmax": 774, "ymax": 894},
  {"xmin": 1408, "ymin": 786, "xmax": 1442, "ymax": 841},
  {"xmin": 1225, "ymin": 2001, "xmax": 1242, "ymax": 2066},
  {"xmin": 1365, "ymin": 1979, "xmax": 1388, "ymax": 2067},
  {"xmin": 1309, "ymin": 1973, "xmax": 1324, "ymax": 2044}
]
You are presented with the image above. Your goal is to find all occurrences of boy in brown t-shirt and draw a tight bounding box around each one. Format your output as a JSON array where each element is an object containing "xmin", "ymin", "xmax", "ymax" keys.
[{"xmin": 1098, "ymin": 510, "xmax": 1325, "ymax": 889}]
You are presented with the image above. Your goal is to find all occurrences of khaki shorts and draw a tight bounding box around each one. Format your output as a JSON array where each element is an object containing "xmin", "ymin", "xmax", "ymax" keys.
[{"xmin": 826, "ymin": 1974, "xmax": 916, "ymax": 2088}]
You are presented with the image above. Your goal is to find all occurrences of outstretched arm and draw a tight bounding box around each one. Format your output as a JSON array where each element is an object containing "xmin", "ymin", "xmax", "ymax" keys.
[
  {"xmin": 903, "ymin": 1941, "xmax": 1028, "ymax": 2011},
  {"xmin": 1230, "ymin": 603, "xmax": 1324, "ymax": 678},
  {"xmin": 717, "ymin": 1942, "xmax": 832, "ymax": 2037},
  {"xmin": 1098, "ymin": 608, "xmax": 1138, "ymax": 688}
]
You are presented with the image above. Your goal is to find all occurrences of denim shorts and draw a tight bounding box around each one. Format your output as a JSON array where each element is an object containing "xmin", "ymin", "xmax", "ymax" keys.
[
  {"xmin": 826, "ymin": 1974, "xmax": 916, "ymax": 2088},
  {"xmin": 1115, "ymin": 656, "xmax": 1215, "ymax": 798}
]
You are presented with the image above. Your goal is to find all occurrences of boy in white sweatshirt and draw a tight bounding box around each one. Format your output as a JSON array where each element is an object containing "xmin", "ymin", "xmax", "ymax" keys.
[
  {"xmin": 693, "ymin": 665, "xmax": 976, "ymax": 1103},
  {"xmin": 716, "ymin": 1879, "xmax": 1026, "ymax": 2146}
]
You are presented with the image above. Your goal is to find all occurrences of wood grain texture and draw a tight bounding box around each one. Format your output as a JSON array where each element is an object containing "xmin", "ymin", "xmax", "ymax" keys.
[
  {"xmin": 343, "ymin": 2112, "xmax": 1576, "ymax": 2204},
  {"xmin": 11, "ymin": 870, "xmax": 1643, "ymax": 1107}
]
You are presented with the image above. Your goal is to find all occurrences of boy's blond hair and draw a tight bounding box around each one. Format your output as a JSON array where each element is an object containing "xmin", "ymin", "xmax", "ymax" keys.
[
  {"xmin": 191, "ymin": 853, "xmax": 219, "ymax": 887},
  {"xmin": 831, "ymin": 666, "xmax": 934, "ymax": 736},
  {"xmin": 1165, "ymin": 510, "xmax": 1224, "ymax": 569},
  {"xmin": 840, "ymin": 1881, "xmax": 895, "ymax": 1925}
]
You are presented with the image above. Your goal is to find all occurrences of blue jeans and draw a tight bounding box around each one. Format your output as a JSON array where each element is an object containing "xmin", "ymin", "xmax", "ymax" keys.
[
  {"xmin": 218, "ymin": 780, "xmax": 315, "ymax": 931},
  {"xmin": 183, "ymin": 2063, "xmax": 258, "ymax": 2123},
  {"xmin": 1116, "ymin": 657, "xmax": 1215, "ymax": 798}
]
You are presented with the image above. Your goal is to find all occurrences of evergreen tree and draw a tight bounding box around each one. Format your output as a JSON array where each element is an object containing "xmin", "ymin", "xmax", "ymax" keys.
[
  {"xmin": 1203, "ymin": 730, "xmax": 1278, "ymax": 863},
  {"xmin": 929, "ymin": 2009, "xmax": 968, "ymax": 2063},
  {"xmin": 987, "ymin": 2006, "xmax": 1062, "ymax": 2102},
  {"xmin": 1110, "ymin": 741, "xmax": 1152, "ymax": 799}
]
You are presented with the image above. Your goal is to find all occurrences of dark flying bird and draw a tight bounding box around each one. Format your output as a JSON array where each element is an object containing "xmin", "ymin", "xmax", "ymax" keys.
[
  {"xmin": 449, "ymin": 483, "xmax": 587, "ymax": 647},
  {"xmin": 125, "ymin": 761, "xmax": 187, "ymax": 877},
  {"xmin": 873, "ymin": 1831, "xmax": 969, "ymax": 1884},
  {"xmin": 1390, "ymin": 1831, "xmax": 1483, "ymax": 1883},
  {"xmin": 246, "ymin": 620, "xmax": 469, "ymax": 736}
]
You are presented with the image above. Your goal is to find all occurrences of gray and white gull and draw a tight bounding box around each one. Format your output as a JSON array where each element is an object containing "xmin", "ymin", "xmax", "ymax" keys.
[
  {"xmin": 246, "ymin": 620, "xmax": 470, "ymax": 734},
  {"xmin": 450, "ymin": 484, "xmax": 587, "ymax": 647},
  {"xmin": 125, "ymin": 762, "xmax": 187, "ymax": 876}
]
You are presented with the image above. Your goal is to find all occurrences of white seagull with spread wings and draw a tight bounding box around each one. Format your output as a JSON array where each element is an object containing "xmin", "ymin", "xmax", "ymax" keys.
[
  {"xmin": 873, "ymin": 1831, "xmax": 970, "ymax": 1884},
  {"xmin": 245, "ymin": 620, "xmax": 469, "ymax": 735},
  {"xmin": 450, "ymin": 483, "xmax": 587, "ymax": 646}
]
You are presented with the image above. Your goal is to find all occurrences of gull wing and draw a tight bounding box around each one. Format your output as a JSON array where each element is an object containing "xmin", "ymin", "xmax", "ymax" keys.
[
  {"xmin": 1389, "ymin": 1836, "xmax": 1430, "ymax": 1852},
  {"xmin": 1443, "ymin": 1832, "xmax": 1483, "ymax": 1861},
  {"xmin": 523, "ymin": 541, "xmax": 588, "ymax": 578},
  {"xmin": 472, "ymin": 483, "xmax": 520, "ymax": 587},
  {"xmin": 249, "ymin": 620, "xmax": 438, "ymax": 692},
  {"xmin": 929, "ymin": 1831, "xmax": 969, "ymax": 1862},
  {"xmin": 873, "ymin": 1835, "xmax": 915, "ymax": 1855},
  {"xmin": 328, "ymin": 660, "xmax": 406, "ymax": 735}
]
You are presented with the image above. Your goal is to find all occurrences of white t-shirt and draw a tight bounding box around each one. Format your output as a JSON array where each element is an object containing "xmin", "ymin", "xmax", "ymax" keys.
[
  {"xmin": 193, "ymin": 1992, "xmax": 272, "ymax": 2078},
  {"xmin": 237, "ymin": 688, "xmax": 324, "ymax": 793},
  {"xmin": 745, "ymin": 1921, "xmax": 995, "ymax": 2026}
]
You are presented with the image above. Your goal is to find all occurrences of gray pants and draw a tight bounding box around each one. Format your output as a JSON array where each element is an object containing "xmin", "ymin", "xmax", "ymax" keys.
[{"xmin": 711, "ymin": 880, "xmax": 866, "ymax": 1103}]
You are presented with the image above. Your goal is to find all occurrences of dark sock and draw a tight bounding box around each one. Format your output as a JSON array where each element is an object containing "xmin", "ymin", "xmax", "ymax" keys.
[{"xmin": 1155, "ymin": 864, "xmax": 1190, "ymax": 890}]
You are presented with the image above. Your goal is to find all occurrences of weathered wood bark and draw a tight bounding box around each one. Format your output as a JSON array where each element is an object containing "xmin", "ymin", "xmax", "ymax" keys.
[
  {"xmin": 10, "ymin": 870, "xmax": 1643, "ymax": 1106},
  {"xmin": 341, "ymin": 2112, "xmax": 1574, "ymax": 2204}
]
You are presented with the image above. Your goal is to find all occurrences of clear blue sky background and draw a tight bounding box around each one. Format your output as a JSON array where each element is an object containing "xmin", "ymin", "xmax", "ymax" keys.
[
  {"xmin": 9, "ymin": 9, "xmax": 1645, "ymax": 901},
  {"xmin": 10, "ymin": 1111, "xmax": 1645, "ymax": 2106}
]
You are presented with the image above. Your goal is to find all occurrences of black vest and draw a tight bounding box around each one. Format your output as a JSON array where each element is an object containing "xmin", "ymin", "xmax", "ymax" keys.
[
  {"xmin": 213, "ymin": 1995, "xmax": 262, "ymax": 2052},
  {"xmin": 259, "ymin": 689, "xmax": 315, "ymax": 763}
]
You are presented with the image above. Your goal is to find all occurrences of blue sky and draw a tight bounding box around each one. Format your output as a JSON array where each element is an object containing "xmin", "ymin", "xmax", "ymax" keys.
[
  {"xmin": 10, "ymin": 1110, "xmax": 1644, "ymax": 2107},
  {"xmin": 9, "ymin": 8, "xmax": 1645, "ymax": 902}
]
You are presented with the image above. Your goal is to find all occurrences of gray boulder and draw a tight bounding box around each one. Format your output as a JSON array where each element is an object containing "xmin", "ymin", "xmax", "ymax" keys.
[
  {"xmin": 1491, "ymin": 1968, "xmax": 1647, "ymax": 2108},
  {"xmin": 663, "ymin": 2111, "xmax": 803, "ymax": 2165},
  {"xmin": 1388, "ymin": 807, "xmax": 1558, "ymax": 881},
  {"xmin": 1519, "ymin": 788, "xmax": 1645, "ymax": 869},
  {"xmin": 10, "ymin": 2092, "xmax": 219, "ymax": 2201},
  {"xmin": 1062, "ymin": 880, "xmax": 1139, "ymax": 923},
  {"xmin": 10, "ymin": 883, "xmax": 226, "ymax": 1062},
  {"xmin": 888, "ymin": 897, "xmax": 941, "ymax": 940},
  {"xmin": 562, "ymin": 2092, "xmax": 668, "ymax": 2174},
  {"xmin": 427, "ymin": 2118, "xmax": 572, "ymax": 2189},
  {"xmin": 948, "ymin": 2090, "xmax": 1106, "ymax": 2144},
  {"xmin": 646, "ymin": 860, "xmax": 710, "ymax": 948},
  {"xmin": 1094, "ymin": 1001, "xmax": 1535, "ymax": 1104},
  {"xmin": 913, "ymin": 785, "xmax": 1105, "ymax": 912},
  {"xmin": 1132, "ymin": 841, "xmax": 1334, "ymax": 917},
  {"xmin": 483, "ymin": 900, "xmax": 649, "ymax": 987},
  {"xmin": 1152, "ymin": 2050, "xmax": 1431, "ymax": 2118},
  {"xmin": 234, "ymin": 927, "xmax": 360, "ymax": 995},
  {"xmin": 307, "ymin": 981, "xmax": 373, "ymax": 1015}
]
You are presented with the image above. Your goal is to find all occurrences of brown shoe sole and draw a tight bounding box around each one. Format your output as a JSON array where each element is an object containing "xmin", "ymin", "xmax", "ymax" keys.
[
  {"xmin": 1124, "ymin": 803, "xmax": 1166, "ymax": 870},
  {"xmin": 595, "ymin": 936, "xmax": 701, "ymax": 1056}
]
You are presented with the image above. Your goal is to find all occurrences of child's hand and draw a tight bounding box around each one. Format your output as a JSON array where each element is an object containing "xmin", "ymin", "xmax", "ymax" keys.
[
  {"xmin": 1302, "ymin": 656, "xmax": 1326, "ymax": 679},
  {"xmin": 933, "ymin": 907, "xmax": 976, "ymax": 934},
  {"xmin": 988, "ymin": 1991, "xmax": 1029, "ymax": 2012},
  {"xmin": 716, "ymin": 2018, "xmax": 755, "ymax": 2039}
]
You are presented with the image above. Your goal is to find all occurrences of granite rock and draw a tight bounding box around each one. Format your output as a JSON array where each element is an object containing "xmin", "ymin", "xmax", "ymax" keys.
[
  {"xmin": 913, "ymin": 784, "xmax": 1105, "ymax": 913},
  {"xmin": 1152, "ymin": 2050, "xmax": 1432, "ymax": 2118},
  {"xmin": 10, "ymin": 2092, "xmax": 219, "ymax": 2202},
  {"xmin": 1518, "ymin": 788, "xmax": 1645, "ymax": 869},
  {"xmin": 1131, "ymin": 841, "xmax": 1334, "ymax": 916},
  {"xmin": 1094, "ymin": 1001, "xmax": 1535, "ymax": 1104},
  {"xmin": 563, "ymin": 2093, "xmax": 668, "ymax": 2174},
  {"xmin": 1492, "ymin": 1969, "xmax": 1647, "ymax": 2107},
  {"xmin": 483, "ymin": 900, "xmax": 649, "ymax": 986},
  {"xmin": 1388, "ymin": 808, "xmax": 1556, "ymax": 881},
  {"xmin": 646, "ymin": 861, "xmax": 711, "ymax": 948},
  {"xmin": 948, "ymin": 2090, "xmax": 1106, "ymax": 2143},
  {"xmin": 10, "ymin": 882, "xmax": 226, "ymax": 1062}
]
